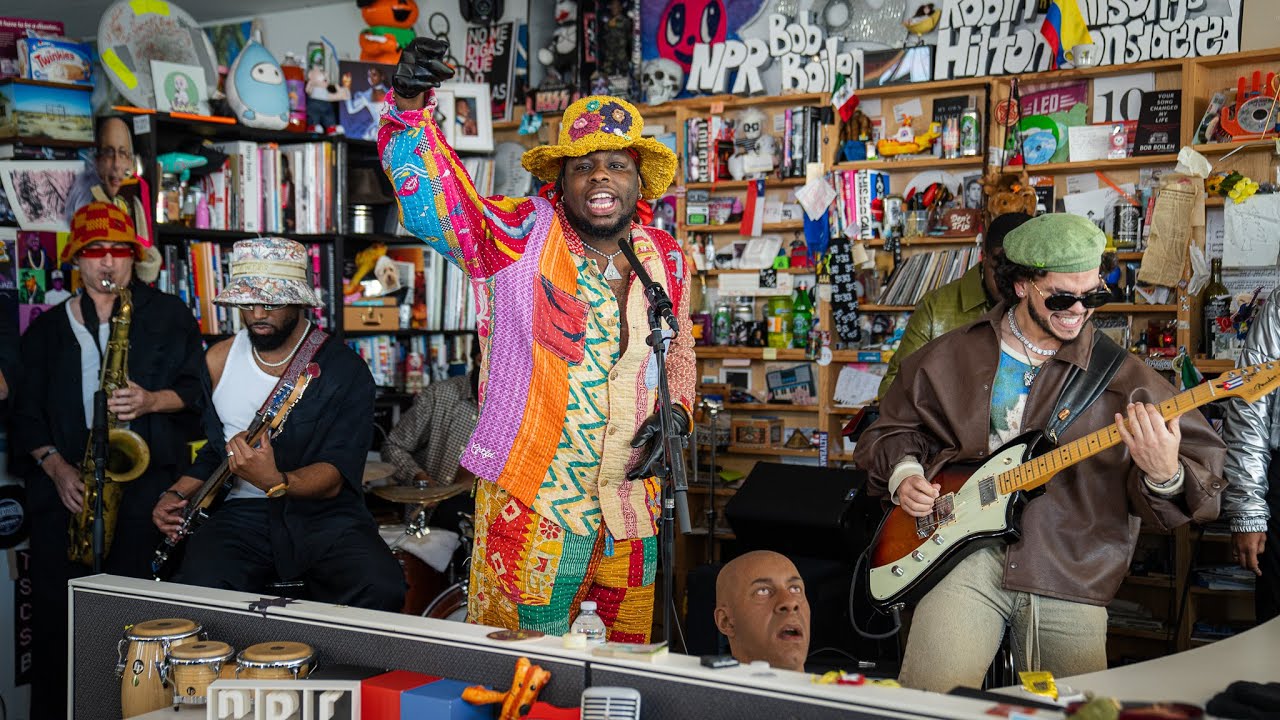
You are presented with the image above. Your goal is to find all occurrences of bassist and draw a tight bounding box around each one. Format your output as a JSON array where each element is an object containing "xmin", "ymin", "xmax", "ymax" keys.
[
  {"xmin": 856, "ymin": 213, "xmax": 1226, "ymax": 692},
  {"xmin": 150, "ymin": 238, "xmax": 403, "ymax": 611}
]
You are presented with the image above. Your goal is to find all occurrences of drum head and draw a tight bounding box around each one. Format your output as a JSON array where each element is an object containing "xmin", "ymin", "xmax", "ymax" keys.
[
  {"xmin": 128, "ymin": 618, "xmax": 200, "ymax": 640},
  {"xmin": 170, "ymin": 641, "xmax": 234, "ymax": 662},
  {"xmin": 238, "ymin": 641, "xmax": 313, "ymax": 666}
]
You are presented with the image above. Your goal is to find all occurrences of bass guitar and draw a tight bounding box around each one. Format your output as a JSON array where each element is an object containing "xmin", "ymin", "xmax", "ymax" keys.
[
  {"xmin": 867, "ymin": 362, "xmax": 1280, "ymax": 611},
  {"xmin": 151, "ymin": 363, "xmax": 320, "ymax": 579}
]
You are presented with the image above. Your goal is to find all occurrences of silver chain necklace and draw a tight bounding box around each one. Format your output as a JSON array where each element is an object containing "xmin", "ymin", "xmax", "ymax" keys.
[
  {"xmin": 582, "ymin": 242, "xmax": 625, "ymax": 281},
  {"xmin": 253, "ymin": 320, "xmax": 311, "ymax": 368},
  {"xmin": 1007, "ymin": 309, "xmax": 1055, "ymax": 387}
]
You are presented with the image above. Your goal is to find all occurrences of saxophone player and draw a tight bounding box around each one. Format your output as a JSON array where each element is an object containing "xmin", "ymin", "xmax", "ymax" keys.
[{"xmin": 13, "ymin": 202, "xmax": 204, "ymax": 717}]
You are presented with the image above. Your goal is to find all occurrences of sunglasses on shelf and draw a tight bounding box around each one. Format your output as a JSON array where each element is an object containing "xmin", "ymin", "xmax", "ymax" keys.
[
  {"xmin": 1031, "ymin": 281, "xmax": 1111, "ymax": 311},
  {"xmin": 77, "ymin": 246, "xmax": 134, "ymax": 259}
]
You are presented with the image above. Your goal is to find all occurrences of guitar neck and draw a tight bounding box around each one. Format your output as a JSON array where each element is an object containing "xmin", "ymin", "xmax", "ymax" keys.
[
  {"xmin": 997, "ymin": 381, "xmax": 1221, "ymax": 496},
  {"xmin": 187, "ymin": 417, "xmax": 269, "ymax": 509}
]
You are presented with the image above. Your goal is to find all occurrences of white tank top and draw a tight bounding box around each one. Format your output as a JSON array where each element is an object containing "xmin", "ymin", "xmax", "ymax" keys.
[
  {"xmin": 66, "ymin": 301, "xmax": 110, "ymax": 429},
  {"xmin": 214, "ymin": 330, "xmax": 279, "ymax": 499}
]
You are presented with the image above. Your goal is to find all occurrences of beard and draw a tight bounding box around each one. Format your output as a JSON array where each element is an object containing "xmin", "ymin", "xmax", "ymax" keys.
[
  {"xmin": 562, "ymin": 199, "xmax": 636, "ymax": 240},
  {"xmin": 246, "ymin": 308, "xmax": 301, "ymax": 352},
  {"xmin": 1026, "ymin": 298, "xmax": 1086, "ymax": 344}
]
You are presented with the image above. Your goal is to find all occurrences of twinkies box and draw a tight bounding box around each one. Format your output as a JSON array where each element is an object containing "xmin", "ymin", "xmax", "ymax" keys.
[
  {"xmin": 18, "ymin": 37, "xmax": 93, "ymax": 85},
  {"xmin": 0, "ymin": 78, "xmax": 93, "ymax": 143},
  {"xmin": 0, "ymin": 17, "xmax": 64, "ymax": 79}
]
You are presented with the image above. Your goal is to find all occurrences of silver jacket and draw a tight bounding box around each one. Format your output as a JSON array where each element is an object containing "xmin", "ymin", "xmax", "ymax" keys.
[{"xmin": 1222, "ymin": 288, "xmax": 1280, "ymax": 533}]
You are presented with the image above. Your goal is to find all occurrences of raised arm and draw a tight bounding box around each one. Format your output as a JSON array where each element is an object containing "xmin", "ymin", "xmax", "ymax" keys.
[{"xmin": 378, "ymin": 38, "xmax": 537, "ymax": 279}]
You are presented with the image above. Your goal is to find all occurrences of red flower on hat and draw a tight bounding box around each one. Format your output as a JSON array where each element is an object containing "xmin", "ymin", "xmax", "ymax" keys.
[{"xmin": 568, "ymin": 112, "xmax": 602, "ymax": 141}]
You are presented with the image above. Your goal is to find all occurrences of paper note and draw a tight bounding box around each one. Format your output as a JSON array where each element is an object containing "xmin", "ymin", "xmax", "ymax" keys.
[
  {"xmin": 1224, "ymin": 194, "xmax": 1280, "ymax": 268},
  {"xmin": 1140, "ymin": 174, "xmax": 1198, "ymax": 287},
  {"xmin": 795, "ymin": 177, "xmax": 837, "ymax": 221},
  {"xmin": 832, "ymin": 365, "xmax": 883, "ymax": 407},
  {"xmin": 892, "ymin": 98, "xmax": 924, "ymax": 123},
  {"xmin": 1064, "ymin": 173, "xmax": 1099, "ymax": 195},
  {"xmin": 718, "ymin": 271, "xmax": 795, "ymax": 297},
  {"xmin": 1224, "ymin": 268, "xmax": 1280, "ymax": 299}
]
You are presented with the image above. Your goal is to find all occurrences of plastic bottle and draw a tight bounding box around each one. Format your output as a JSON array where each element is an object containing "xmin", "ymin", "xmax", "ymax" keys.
[
  {"xmin": 570, "ymin": 600, "xmax": 607, "ymax": 645},
  {"xmin": 766, "ymin": 295, "xmax": 793, "ymax": 349},
  {"xmin": 791, "ymin": 283, "xmax": 813, "ymax": 348},
  {"xmin": 282, "ymin": 52, "xmax": 307, "ymax": 132}
]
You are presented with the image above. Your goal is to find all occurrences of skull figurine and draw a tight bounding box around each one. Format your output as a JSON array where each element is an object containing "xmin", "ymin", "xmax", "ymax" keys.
[{"xmin": 641, "ymin": 58, "xmax": 683, "ymax": 106}]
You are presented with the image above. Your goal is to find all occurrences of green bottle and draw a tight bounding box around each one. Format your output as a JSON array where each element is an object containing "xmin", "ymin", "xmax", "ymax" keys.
[{"xmin": 791, "ymin": 283, "xmax": 813, "ymax": 348}]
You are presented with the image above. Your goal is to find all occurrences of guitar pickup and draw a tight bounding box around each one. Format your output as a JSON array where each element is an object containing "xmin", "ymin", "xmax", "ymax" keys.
[{"xmin": 915, "ymin": 493, "xmax": 956, "ymax": 538}]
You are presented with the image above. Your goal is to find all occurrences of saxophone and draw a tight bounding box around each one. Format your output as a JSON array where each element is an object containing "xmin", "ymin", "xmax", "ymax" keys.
[{"xmin": 68, "ymin": 281, "xmax": 151, "ymax": 566}]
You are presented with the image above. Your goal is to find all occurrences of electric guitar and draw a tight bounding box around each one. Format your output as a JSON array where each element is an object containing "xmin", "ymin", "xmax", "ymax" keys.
[
  {"xmin": 867, "ymin": 362, "xmax": 1280, "ymax": 611},
  {"xmin": 150, "ymin": 363, "xmax": 320, "ymax": 579}
]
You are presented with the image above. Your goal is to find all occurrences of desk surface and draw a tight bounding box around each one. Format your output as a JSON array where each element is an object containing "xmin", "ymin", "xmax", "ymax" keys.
[{"xmin": 1060, "ymin": 616, "xmax": 1280, "ymax": 704}]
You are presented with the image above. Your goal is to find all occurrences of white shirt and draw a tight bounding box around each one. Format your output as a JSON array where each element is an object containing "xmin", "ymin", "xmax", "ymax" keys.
[
  {"xmin": 66, "ymin": 301, "xmax": 110, "ymax": 428},
  {"xmin": 215, "ymin": 330, "xmax": 279, "ymax": 499}
]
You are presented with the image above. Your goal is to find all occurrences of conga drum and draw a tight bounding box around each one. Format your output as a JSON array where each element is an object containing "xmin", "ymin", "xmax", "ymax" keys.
[
  {"xmin": 117, "ymin": 618, "xmax": 203, "ymax": 718},
  {"xmin": 165, "ymin": 640, "xmax": 236, "ymax": 705},
  {"xmin": 235, "ymin": 641, "xmax": 315, "ymax": 680}
]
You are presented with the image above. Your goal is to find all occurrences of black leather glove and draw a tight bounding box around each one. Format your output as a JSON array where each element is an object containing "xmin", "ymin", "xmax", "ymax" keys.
[
  {"xmin": 628, "ymin": 406, "xmax": 691, "ymax": 480},
  {"xmin": 392, "ymin": 37, "xmax": 455, "ymax": 99}
]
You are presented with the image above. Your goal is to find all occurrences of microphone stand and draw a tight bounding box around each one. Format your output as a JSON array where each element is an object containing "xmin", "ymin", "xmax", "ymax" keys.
[
  {"xmin": 91, "ymin": 390, "xmax": 108, "ymax": 574},
  {"xmin": 617, "ymin": 237, "xmax": 690, "ymax": 651}
]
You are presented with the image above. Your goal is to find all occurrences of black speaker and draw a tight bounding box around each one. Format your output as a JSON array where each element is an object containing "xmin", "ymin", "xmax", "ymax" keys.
[
  {"xmin": 460, "ymin": 0, "xmax": 504, "ymax": 25},
  {"xmin": 723, "ymin": 462, "xmax": 872, "ymax": 563}
]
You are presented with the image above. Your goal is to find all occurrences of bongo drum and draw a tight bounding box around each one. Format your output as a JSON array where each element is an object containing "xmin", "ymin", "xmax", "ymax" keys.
[
  {"xmin": 165, "ymin": 640, "xmax": 236, "ymax": 705},
  {"xmin": 117, "ymin": 618, "xmax": 202, "ymax": 718},
  {"xmin": 235, "ymin": 641, "xmax": 315, "ymax": 680}
]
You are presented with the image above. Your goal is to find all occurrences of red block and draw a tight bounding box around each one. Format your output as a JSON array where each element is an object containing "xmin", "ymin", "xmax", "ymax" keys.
[
  {"xmin": 527, "ymin": 701, "xmax": 581, "ymax": 720},
  {"xmin": 362, "ymin": 670, "xmax": 442, "ymax": 720}
]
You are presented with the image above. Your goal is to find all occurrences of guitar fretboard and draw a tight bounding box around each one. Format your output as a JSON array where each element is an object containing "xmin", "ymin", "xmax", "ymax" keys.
[{"xmin": 995, "ymin": 376, "xmax": 1225, "ymax": 496}]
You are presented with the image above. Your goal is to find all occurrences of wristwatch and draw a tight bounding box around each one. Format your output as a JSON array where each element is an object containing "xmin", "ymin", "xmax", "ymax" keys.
[{"xmin": 266, "ymin": 472, "xmax": 290, "ymax": 499}]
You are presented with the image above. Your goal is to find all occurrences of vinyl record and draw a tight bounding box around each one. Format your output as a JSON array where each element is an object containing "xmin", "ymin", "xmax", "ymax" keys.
[
  {"xmin": 1234, "ymin": 95, "xmax": 1280, "ymax": 135},
  {"xmin": 97, "ymin": 0, "xmax": 219, "ymax": 110},
  {"xmin": 0, "ymin": 484, "xmax": 28, "ymax": 549}
]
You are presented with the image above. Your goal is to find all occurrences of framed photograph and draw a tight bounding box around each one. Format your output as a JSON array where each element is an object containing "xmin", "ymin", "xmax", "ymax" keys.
[
  {"xmin": 432, "ymin": 88, "xmax": 457, "ymax": 146},
  {"xmin": 150, "ymin": 60, "xmax": 210, "ymax": 115},
  {"xmin": 961, "ymin": 173, "xmax": 985, "ymax": 210},
  {"xmin": 720, "ymin": 367, "xmax": 752, "ymax": 392},
  {"xmin": 0, "ymin": 160, "xmax": 83, "ymax": 232},
  {"xmin": 338, "ymin": 59, "xmax": 394, "ymax": 142},
  {"xmin": 442, "ymin": 82, "xmax": 494, "ymax": 153}
]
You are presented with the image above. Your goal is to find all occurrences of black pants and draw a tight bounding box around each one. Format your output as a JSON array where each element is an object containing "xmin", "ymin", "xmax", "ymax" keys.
[
  {"xmin": 173, "ymin": 499, "xmax": 405, "ymax": 612},
  {"xmin": 1257, "ymin": 468, "xmax": 1280, "ymax": 623},
  {"xmin": 26, "ymin": 467, "xmax": 171, "ymax": 718}
]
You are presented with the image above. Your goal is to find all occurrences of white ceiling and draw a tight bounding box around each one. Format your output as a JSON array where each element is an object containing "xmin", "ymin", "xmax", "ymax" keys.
[{"xmin": 12, "ymin": 0, "xmax": 330, "ymax": 41}]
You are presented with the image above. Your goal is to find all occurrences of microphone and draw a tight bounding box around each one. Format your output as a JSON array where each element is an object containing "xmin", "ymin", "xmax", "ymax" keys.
[{"xmin": 618, "ymin": 238, "xmax": 679, "ymax": 333}]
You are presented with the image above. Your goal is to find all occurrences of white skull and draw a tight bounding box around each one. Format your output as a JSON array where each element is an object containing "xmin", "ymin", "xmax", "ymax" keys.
[{"xmin": 641, "ymin": 58, "xmax": 683, "ymax": 106}]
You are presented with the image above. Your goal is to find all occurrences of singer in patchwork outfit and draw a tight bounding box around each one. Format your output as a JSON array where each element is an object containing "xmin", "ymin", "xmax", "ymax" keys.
[{"xmin": 380, "ymin": 38, "xmax": 694, "ymax": 640}]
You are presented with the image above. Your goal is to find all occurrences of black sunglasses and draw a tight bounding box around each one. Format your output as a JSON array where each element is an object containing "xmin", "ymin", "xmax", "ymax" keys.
[{"xmin": 1031, "ymin": 281, "xmax": 1111, "ymax": 311}]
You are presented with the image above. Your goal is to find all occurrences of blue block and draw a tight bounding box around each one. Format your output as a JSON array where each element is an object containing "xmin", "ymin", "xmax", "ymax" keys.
[{"xmin": 401, "ymin": 678, "xmax": 496, "ymax": 719}]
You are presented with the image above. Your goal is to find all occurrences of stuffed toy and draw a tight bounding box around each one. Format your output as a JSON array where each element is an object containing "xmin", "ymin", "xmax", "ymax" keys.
[
  {"xmin": 727, "ymin": 108, "xmax": 776, "ymax": 180},
  {"xmin": 462, "ymin": 657, "xmax": 551, "ymax": 720},
  {"xmin": 357, "ymin": 0, "xmax": 419, "ymax": 65},
  {"xmin": 537, "ymin": 0, "xmax": 578, "ymax": 86},
  {"xmin": 982, "ymin": 169, "xmax": 1037, "ymax": 220},
  {"xmin": 225, "ymin": 40, "xmax": 290, "ymax": 130}
]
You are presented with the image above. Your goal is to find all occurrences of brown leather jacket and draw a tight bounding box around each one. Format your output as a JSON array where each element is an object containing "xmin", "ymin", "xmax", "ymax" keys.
[{"xmin": 855, "ymin": 304, "xmax": 1227, "ymax": 606}]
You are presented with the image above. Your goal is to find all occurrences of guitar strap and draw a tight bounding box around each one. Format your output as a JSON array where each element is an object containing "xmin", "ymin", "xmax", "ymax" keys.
[
  {"xmin": 1044, "ymin": 331, "xmax": 1127, "ymax": 444},
  {"xmin": 255, "ymin": 324, "xmax": 329, "ymax": 416}
]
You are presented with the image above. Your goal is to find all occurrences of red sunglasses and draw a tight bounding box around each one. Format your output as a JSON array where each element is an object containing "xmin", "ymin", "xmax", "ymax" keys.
[{"xmin": 78, "ymin": 246, "xmax": 135, "ymax": 259}]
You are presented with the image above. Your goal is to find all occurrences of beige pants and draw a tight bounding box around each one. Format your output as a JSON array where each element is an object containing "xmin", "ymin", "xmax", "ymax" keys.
[{"xmin": 898, "ymin": 546, "xmax": 1108, "ymax": 693}]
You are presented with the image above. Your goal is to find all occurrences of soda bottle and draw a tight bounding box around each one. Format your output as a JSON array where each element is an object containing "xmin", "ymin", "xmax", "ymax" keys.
[
  {"xmin": 570, "ymin": 600, "xmax": 607, "ymax": 645},
  {"xmin": 791, "ymin": 283, "xmax": 813, "ymax": 349},
  {"xmin": 713, "ymin": 302, "xmax": 733, "ymax": 345}
]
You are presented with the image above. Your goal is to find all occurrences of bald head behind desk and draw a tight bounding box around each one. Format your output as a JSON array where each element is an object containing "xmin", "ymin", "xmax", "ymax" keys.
[{"xmin": 714, "ymin": 551, "xmax": 811, "ymax": 672}]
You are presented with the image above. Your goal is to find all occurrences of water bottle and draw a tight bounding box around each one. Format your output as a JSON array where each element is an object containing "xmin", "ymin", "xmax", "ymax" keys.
[{"xmin": 570, "ymin": 600, "xmax": 607, "ymax": 645}]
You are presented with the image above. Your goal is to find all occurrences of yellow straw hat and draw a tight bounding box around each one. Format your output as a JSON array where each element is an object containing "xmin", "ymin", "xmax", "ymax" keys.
[{"xmin": 521, "ymin": 95, "xmax": 678, "ymax": 200}]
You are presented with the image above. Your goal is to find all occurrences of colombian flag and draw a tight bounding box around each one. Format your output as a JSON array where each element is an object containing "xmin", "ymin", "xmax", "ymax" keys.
[{"xmin": 1041, "ymin": 0, "xmax": 1094, "ymax": 69}]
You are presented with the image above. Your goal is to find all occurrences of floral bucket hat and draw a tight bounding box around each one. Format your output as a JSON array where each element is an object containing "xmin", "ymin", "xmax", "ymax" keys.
[
  {"xmin": 213, "ymin": 237, "xmax": 323, "ymax": 308},
  {"xmin": 521, "ymin": 95, "xmax": 678, "ymax": 200}
]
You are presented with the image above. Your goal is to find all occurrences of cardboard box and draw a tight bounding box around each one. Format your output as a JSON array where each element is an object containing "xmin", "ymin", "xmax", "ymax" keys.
[
  {"xmin": 0, "ymin": 17, "xmax": 64, "ymax": 79},
  {"xmin": 0, "ymin": 79, "xmax": 93, "ymax": 143},
  {"xmin": 730, "ymin": 417, "xmax": 784, "ymax": 448},
  {"xmin": 344, "ymin": 299, "xmax": 400, "ymax": 332}
]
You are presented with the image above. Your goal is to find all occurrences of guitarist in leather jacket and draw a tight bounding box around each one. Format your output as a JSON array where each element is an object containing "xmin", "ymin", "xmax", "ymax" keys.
[{"xmin": 856, "ymin": 213, "xmax": 1226, "ymax": 692}]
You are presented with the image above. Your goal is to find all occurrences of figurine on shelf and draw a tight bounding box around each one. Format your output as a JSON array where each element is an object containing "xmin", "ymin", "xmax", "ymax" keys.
[
  {"xmin": 840, "ymin": 108, "xmax": 873, "ymax": 162},
  {"xmin": 305, "ymin": 44, "xmax": 349, "ymax": 133},
  {"xmin": 877, "ymin": 117, "xmax": 941, "ymax": 156},
  {"xmin": 640, "ymin": 58, "xmax": 682, "ymax": 105},
  {"xmin": 789, "ymin": 238, "xmax": 813, "ymax": 268},
  {"xmin": 727, "ymin": 108, "xmax": 777, "ymax": 180},
  {"xmin": 356, "ymin": 0, "xmax": 419, "ymax": 65},
  {"xmin": 463, "ymin": 657, "xmax": 551, "ymax": 720},
  {"xmin": 903, "ymin": 4, "xmax": 940, "ymax": 46},
  {"xmin": 537, "ymin": 0, "xmax": 579, "ymax": 87},
  {"xmin": 982, "ymin": 169, "xmax": 1038, "ymax": 219}
]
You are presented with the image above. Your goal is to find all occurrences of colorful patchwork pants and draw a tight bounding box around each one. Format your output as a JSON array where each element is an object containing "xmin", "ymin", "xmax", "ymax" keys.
[{"xmin": 467, "ymin": 480, "xmax": 658, "ymax": 641}]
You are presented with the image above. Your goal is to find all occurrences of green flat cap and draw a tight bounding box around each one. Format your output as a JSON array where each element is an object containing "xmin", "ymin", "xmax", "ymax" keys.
[{"xmin": 1003, "ymin": 213, "xmax": 1106, "ymax": 273}]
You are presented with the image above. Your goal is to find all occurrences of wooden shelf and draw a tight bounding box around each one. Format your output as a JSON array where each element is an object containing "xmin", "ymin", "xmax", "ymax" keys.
[
  {"xmin": 1116, "ymin": 252, "xmax": 1144, "ymax": 261},
  {"xmin": 694, "ymin": 347, "xmax": 808, "ymax": 360},
  {"xmin": 1012, "ymin": 57, "xmax": 1187, "ymax": 85},
  {"xmin": 1191, "ymin": 139, "xmax": 1277, "ymax": 155},
  {"xmin": 834, "ymin": 155, "xmax": 986, "ymax": 172},
  {"xmin": 1125, "ymin": 575, "xmax": 1175, "ymax": 588},
  {"xmin": 723, "ymin": 402, "xmax": 820, "ymax": 414},
  {"xmin": 686, "ymin": 527, "xmax": 737, "ymax": 540},
  {"xmin": 1194, "ymin": 358, "xmax": 1236, "ymax": 374},
  {"xmin": 858, "ymin": 304, "xmax": 915, "ymax": 312},
  {"xmin": 1190, "ymin": 587, "xmax": 1254, "ymax": 598},
  {"xmin": 677, "ymin": 92, "xmax": 828, "ymax": 109},
  {"xmin": 685, "ymin": 177, "xmax": 806, "ymax": 190},
  {"xmin": 1003, "ymin": 154, "xmax": 1180, "ymax": 173},
  {"xmin": 864, "ymin": 235, "xmax": 979, "ymax": 247},
  {"xmin": 716, "ymin": 445, "xmax": 819, "ymax": 458},
  {"xmin": 1107, "ymin": 626, "xmax": 1173, "ymax": 641},
  {"xmin": 1097, "ymin": 303, "xmax": 1178, "ymax": 313},
  {"xmin": 703, "ymin": 266, "xmax": 817, "ymax": 275},
  {"xmin": 681, "ymin": 221, "xmax": 804, "ymax": 234},
  {"xmin": 155, "ymin": 225, "xmax": 338, "ymax": 242}
]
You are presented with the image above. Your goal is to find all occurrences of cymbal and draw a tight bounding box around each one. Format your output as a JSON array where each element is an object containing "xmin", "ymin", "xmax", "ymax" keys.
[
  {"xmin": 362, "ymin": 461, "xmax": 397, "ymax": 485},
  {"xmin": 371, "ymin": 480, "xmax": 472, "ymax": 505}
]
